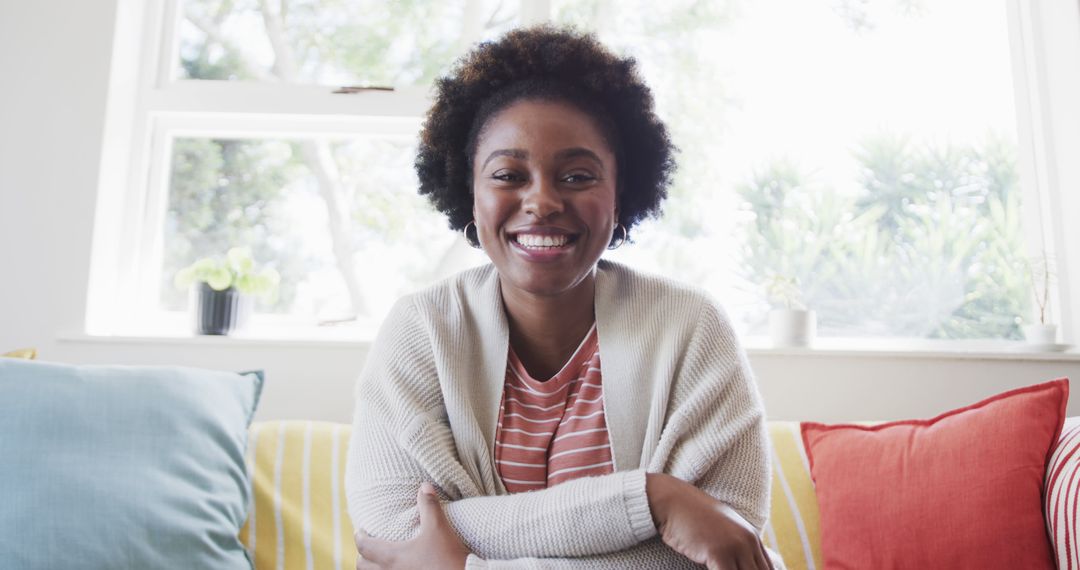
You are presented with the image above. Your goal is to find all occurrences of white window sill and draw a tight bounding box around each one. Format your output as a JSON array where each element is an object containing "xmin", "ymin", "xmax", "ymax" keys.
[
  {"xmin": 55, "ymin": 330, "xmax": 1080, "ymax": 361},
  {"xmin": 743, "ymin": 337, "xmax": 1080, "ymax": 361},
  {"xmin": 57, "ymin": 327, "xmax": 375, "ymax": 349}
]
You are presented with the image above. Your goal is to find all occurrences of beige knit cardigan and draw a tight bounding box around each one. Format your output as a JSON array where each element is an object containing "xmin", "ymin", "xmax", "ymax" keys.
[{"xmin": 346, "ymin": 260, "xmax": 786, "ymax": 569}]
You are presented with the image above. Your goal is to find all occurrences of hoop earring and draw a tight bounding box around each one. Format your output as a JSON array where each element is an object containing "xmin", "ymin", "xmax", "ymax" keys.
[
  {"xmin": 608, "ymin": 224, "xmax": 627, "ymax": 250},
  {"xmin": 463, "ymin": 221, "xmax": 482, "ymax": 249}
]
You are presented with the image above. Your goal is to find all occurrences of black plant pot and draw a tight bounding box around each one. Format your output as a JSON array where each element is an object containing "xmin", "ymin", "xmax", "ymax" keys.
[{"xmin": 193, "ymin": 283, "xmax": 249, "ymax": 335}]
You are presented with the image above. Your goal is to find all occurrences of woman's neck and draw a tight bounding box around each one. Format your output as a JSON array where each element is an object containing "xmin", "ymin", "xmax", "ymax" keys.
[{"xmin": 500, "ymin": 273, "xmax": 597, "ymax": 381}]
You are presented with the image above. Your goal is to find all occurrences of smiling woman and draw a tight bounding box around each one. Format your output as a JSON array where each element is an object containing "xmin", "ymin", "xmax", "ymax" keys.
[{"xmin": 346, "ymin": 26, "xmax": 786, "ymax": 570}]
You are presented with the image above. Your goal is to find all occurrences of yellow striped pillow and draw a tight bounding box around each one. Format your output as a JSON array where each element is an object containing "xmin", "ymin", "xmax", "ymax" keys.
[
  {"xmin": 762, "ymin": 421, "xmax": 823, "ymax": 570},
  {"xmin": 2, "ymin": 348, "xmax": 37, "ymax": 359},
  {"xmin": 242, "ymin": 420, "xmax": 826, "ymax": 570},
  {"xmin": 241, "ymin": 421, "xmax": 357, "ymax": 570}
]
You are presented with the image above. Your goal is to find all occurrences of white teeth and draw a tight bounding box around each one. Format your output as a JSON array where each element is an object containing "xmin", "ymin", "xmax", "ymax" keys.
[{"xmin": 514, "ymin": 233, "xmax": 570, "ymax": 248}]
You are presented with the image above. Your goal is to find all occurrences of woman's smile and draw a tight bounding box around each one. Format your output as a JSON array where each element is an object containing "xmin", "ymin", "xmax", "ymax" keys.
[{"xmin": 507, "ymin": 228, "xmax": 580, "ymax": 261}]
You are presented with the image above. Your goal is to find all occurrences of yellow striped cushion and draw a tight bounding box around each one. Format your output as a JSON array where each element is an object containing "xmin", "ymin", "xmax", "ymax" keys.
[
  {"xmin": 242, "ymin": 420, "xmax": 821, "ymax": 570},
  {"xmin": 2, "ymin": 348, "xmax": 37, "ymax": 359},
  {"xmin": 241, "ymin": 421, "xmax": 357, "ymax": 570},
  {"xmin": 762, "ymin": 421, "xmax": 823, "ymax": 570}
]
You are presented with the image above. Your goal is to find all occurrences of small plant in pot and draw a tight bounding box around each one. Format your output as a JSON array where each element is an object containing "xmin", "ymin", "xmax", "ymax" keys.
[
  {"xmin": 765, "ymin": 274, "xmax": 816, "ymax": 348},
  {"xmin": 1021, "ymin": 251, "xmax": 1058, "ymax": 347},
  {"xmin": 174, "ymin": 247, "xmax": 280, "ymax": 335}
]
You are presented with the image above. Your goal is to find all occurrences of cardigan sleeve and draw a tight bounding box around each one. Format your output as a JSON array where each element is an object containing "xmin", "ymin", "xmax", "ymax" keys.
[
  {"xmin": 465, "ymin": 537, "xmax": 787, "ymax": 569},
  {"xmin": 655, "ymin": 296, "xmax": 775, "ymax": 531}
]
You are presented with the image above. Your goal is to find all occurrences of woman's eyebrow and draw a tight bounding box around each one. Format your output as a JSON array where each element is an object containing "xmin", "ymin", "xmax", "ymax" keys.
[
  {"xmin": 482, "ymin": 148, "xmax": 527, "ymax": 169},
  {"xmin": 555, "ymin": 147, "xmax": 604, "ymax": 168}
]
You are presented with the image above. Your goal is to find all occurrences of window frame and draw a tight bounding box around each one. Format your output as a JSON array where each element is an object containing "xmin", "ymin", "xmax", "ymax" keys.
[{"xmin": 86, "ymin": 0, "xmax": 1080, "ymax": 347}]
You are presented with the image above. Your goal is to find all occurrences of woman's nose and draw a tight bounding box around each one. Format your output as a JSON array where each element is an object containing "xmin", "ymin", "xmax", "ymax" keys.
[{"xmin": 521, "ymin": 176, "xmax": 563, "ymax": 219}]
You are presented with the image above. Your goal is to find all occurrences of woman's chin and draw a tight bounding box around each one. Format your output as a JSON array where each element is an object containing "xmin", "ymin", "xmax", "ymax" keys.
[{"xmin": 500, "ymin": 266, "xmax": 591, "ymax": 299}]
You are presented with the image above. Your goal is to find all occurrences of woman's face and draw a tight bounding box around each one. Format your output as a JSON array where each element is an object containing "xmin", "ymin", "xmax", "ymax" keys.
[{"xmin": 471, "ymin": 99, "xmax": 618, "ymax": 298}]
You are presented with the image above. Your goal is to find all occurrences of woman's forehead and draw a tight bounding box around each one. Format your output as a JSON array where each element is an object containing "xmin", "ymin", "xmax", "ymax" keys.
[{"xmin": 476, "ymin": 99, "xmax": 615, "ymax": 160}]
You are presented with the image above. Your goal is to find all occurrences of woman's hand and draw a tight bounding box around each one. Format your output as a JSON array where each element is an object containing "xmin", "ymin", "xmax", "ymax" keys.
[
  {"xmin": 355, "ymin": 482, "xmax": 471, "ymax": 570},
  {"xmin": 647, "ymin": 473, "xmax": 774, "ymax": 570}
]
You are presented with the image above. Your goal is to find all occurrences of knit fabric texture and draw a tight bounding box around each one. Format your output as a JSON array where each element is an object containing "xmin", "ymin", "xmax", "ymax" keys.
[{"xmin": 345, "ymin": 260, "xmax": 786, "ymax": 569}]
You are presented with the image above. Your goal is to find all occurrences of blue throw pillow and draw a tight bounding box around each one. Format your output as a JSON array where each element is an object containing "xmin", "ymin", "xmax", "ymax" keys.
[{"xmin": 0, "ymin": 360, "xmax": 263, "ymax": 569}]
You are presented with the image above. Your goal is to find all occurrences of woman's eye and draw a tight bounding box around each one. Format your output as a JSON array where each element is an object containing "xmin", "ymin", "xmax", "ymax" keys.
[
  {"xmin": 492, "ymin": 171, "xmax": 523, "ymax": 183},
  {"xmin": 563, "ymin": 173, "xmax": 597, "ymax": 184}
]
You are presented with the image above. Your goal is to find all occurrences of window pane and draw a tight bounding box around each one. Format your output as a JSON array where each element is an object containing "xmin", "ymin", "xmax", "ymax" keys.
[
  {"xmin": 557, "ymin": 0, "xmax": 1028, "ymax": 339},
  {"xmin": 161, "ymin": 136, "xmax": 486, "ymax": 325},
  {"xmin": 177, "ymin": 0, "xmax": 520, "ymax": 86}
]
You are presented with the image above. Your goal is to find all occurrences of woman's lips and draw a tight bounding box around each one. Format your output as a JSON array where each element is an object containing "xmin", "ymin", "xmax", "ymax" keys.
[{"xmin": 508, "ymin": 234, "xmax": 576, "ymax": 262}]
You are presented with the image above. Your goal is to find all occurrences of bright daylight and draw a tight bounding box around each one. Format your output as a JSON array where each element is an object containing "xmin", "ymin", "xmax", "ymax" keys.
[{"xmin": 3, "ymin": 1, "xmax": 1080, "ymax": 569}]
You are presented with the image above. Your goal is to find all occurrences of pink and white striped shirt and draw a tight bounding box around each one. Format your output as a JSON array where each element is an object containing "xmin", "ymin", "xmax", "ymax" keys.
[{"xmin": 494, "ymin": 324, "xmax": 615, "ymax": 493}]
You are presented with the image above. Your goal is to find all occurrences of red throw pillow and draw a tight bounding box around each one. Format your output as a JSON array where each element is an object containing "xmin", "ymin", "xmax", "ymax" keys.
[{"xmin": 801, "ymin": 378, "xmax": 1069, "ymax": 569}]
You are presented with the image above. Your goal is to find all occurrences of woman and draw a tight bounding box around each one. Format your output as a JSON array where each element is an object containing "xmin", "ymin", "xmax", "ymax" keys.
[{"xmin": 347, "ymin": 26, "xmax": 785, "ymax": 570}]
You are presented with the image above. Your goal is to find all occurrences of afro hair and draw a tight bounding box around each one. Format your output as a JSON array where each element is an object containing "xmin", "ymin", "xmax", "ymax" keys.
[{"xmin": 415, "ymin": 25, "xmax": 676, "ymax": 245}]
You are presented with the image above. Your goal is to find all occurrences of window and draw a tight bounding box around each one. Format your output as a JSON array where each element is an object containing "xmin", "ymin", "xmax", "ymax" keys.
[
  {"xmin": 94, "ymin": 0, "xmax": 1066, "ymax": 342},
  {"xmin": 557, "ymin": 0, "xmax": 1028, "ymax": 340}
]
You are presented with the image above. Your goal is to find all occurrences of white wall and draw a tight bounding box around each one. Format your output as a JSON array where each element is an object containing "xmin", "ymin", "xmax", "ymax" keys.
[
  {"xmin": 0, "ymin": 2, "xmax": 115, "ymax": 355},
  {"xmin": 2, "ymin": 0, "xmax": 1079, "ymax": 426}
]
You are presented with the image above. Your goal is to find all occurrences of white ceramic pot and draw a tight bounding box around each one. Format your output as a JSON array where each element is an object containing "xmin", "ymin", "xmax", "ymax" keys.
[
  {"xmin": 769, "ymin": 309, "xmax": 816, "ymax": 348},
  {"xmin": 1022, "ymin": 323, "xmax": 1058, "ymax": 345}
]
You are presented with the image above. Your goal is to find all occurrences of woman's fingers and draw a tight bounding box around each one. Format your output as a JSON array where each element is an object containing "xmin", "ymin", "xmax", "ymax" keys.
[
  {"xmin": 705, "ymin": 557, "xmax": 738, "ymax": 570},
  {"xmin": 754, "ymin": 538, "xmax": 774, "ymax": 570},
  {"xmin": 416, "ymin": 482, "xmax": 445, "ymax": 530},
  {"xmin": 739, "ymin": 534, "xmax": 770, "ymax": 570},
  {"xmin": 354, "ymin": 530, "xmax": 393, "ymax": 565},
  {"xmin": 356, "ymin": 559, "xmax": 381, "ymax": 570}
]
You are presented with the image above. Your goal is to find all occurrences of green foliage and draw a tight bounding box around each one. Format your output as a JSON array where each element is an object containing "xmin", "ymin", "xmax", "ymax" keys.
[
  {"xmin": 180, "ymin": 0, "xmax": 516, "ymax": 86},
  {"xmin": 736, "ymin": 132, "xmax": 1030, "ymax": 339},
  {"xmin": 162, "ymin": 138, "xmax": 310, "ymax": 312},
  {"xmin": 175, "ymin": 246, "xmax": 281, "ymax": 299}
]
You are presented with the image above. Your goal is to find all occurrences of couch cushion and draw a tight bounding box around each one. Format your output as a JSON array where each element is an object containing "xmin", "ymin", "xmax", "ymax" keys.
[
  {"xmin": 762, "ymin": 421, "xmax": 822, "ymax": 570},
  {"xmin": 1046, "ymin": 416, "xmax": 1080, "ymax": 569},
  {"xmin": 247, "ymin": 420, "xmax": 820, "ymax": 570},
  {"xmin": 802, "ymin": 378, "xmax": 1068, "ymax": 570},
  {"xmin": 2, "ymin": 347, "xmax": 36, "ymax": 359},
  {"xmin": 242, "ymin": 421, "xmax": 355, "ymax": 570},
  {"xmin": 0, "ymin": 359, "xmax": 263, "ymax": 569}
]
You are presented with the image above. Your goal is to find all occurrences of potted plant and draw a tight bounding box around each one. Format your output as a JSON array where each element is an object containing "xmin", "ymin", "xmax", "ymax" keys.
[
  {"xmin": 174, "ymin": 247, "xmax": 280, "ymax": 335},
  {"xmin": 765, "ymin": 274, "xmax": 816, "ymax": 348},
  {"xmin": 1021, "ymin": 251, "xmax": 1058, "ymax": 347}
]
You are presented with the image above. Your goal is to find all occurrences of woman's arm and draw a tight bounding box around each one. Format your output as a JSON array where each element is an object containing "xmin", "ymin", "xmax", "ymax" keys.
[
  {"xmin": 464, "ymin": 536, "xmax": 702, "ymax": 569},
  {"xmin": 462, "ymin": 461, "xmax": 785, "ymax": 569},
  {"xmin": 347, "ymin": 398, "xmax": 657, "ymax": 558}
]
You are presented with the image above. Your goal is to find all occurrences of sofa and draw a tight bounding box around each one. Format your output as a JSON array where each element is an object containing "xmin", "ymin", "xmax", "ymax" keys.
[
  {"xmin": 2, "ymin": 354, "xmax": 1072, "ymax": 569},
  {"xmin": 240, "ymin": 417, "xmax": 1078, "ymax": 570}
]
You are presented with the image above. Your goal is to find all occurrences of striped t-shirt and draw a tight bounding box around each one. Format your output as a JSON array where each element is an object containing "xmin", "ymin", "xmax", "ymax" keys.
[{"xmin": 494, "ymin": 323, "xmax": 615, "ymax": 493}]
